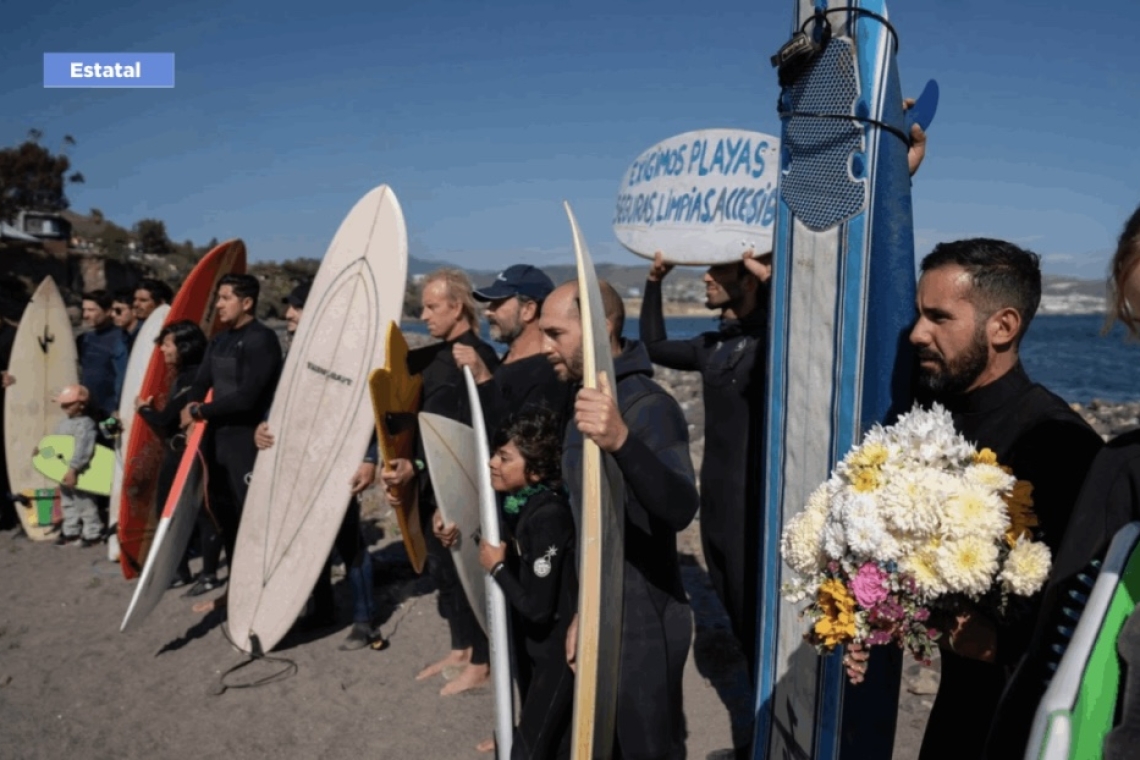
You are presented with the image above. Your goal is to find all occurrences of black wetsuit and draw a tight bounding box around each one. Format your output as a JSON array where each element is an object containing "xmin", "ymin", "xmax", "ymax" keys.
[
  {"xmin": 136, "ymin": 362, "xmax": 200, "ymax": 580},
  {"xmin": 640, "ymin": 279, "xmax": 768, "ymax": 677},
  {"xmin": 0, "ymin": 320, "xmax": 17, "ymax": 529},
  {"xmin": 408, "ymin": 331, "xmax": 501, "ymax": 663},
  {"xmin": 984, "ymin": 429, "xmax": 1140, "ymax": 758},
  {"xmin": 562, "ymin": 340, "xmax": 700, "ymax": 760},
  {"xmin": 915, "ymin": 363, "xmax": 1102, "ymax": 760},
  {"xmin": 477, "ymin": 352, "xmax": 570, "ymax": 435},
  {"xmin": 137, "ymin": 363, "xmax": 201, "ymax": 516},
  {"xmin": 186, "ymin": 319, "xmax": 283, "ymax": 578},
  {"xmin": 494, "ymin": 485, "xmax": 578, "ymax": 760}
]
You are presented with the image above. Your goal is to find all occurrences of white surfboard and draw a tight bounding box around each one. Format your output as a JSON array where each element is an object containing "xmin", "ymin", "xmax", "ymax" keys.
[
  {"xmin": 464, "ymin": 367, "xmax": 515, "ymax": 759},
  {"xmin": 613, "ymin": 128, "xmax": 779, "ymax": 265},
  {"xmin": 418, "ymin": 411, "xmax": 489, "ymax": 635},
  {"xmin": 109, "ymin": 304, "xmax": 170, "ymax": 537},
  {"xmin": 4, "ymin": 276, "xmax": 78, "ymax": 541},
  {"xmin": 227, "ymin": 184, "xmax": 408, "ymax": 655},
  {"xmin": 120, "ymin": 406, "xmax": 209, "ymax": 633}
]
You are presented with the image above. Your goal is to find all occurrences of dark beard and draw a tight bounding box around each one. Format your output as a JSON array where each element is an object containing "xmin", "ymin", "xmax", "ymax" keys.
[{"xmin": 915, "ymin": 334, "xmax": 989, "ymax": 397}]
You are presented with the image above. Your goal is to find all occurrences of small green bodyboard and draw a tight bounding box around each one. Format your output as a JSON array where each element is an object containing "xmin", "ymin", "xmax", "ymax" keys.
[{"xmin": 32, "ymin": 435, "xmax": 115, "ymax": 496}]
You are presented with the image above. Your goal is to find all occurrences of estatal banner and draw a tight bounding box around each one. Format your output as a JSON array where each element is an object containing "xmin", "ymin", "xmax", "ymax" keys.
[{"xmin": 613, "ymin": 129, "xmax": 780, "ymax": 265}]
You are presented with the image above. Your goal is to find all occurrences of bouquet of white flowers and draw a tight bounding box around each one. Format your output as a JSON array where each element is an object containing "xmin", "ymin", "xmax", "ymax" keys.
[{"xmin": 780, "ymin": 403, "xmax": 1049, "ymax": 664}]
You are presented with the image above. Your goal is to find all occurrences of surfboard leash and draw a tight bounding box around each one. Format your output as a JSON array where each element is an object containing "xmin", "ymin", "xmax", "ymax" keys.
[
  {"xmin": 210, "ymin": 623, "xmax": 299, "ymax": 696},
  {"xmin": 771, "ymin": 5, "xmax": 911, "ymax": 148}
]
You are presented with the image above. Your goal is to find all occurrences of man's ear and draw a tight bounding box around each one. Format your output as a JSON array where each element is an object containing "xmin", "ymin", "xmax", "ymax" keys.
[
  {"xmin": 520, "ymin": 299, "xmax": 539, "ymax": 323},
  {"xmin": 988, "ymin": 307, "xmax": 1022, "ymax": 350}
]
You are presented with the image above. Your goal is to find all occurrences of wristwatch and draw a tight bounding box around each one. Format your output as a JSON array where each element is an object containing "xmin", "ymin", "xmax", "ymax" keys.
[{"xmin": 189, "ymin": 402, "xmax": 204, "ymax": 421}]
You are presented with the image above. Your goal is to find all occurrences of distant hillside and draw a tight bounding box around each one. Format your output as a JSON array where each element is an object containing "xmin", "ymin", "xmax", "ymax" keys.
[{"xmin": 1040, "ymin": 274, "xmax": 1107, "ymax": 315}]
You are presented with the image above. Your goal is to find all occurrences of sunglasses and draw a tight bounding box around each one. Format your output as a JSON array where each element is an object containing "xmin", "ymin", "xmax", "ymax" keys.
[{"xmin": 112, "ymin": 306, "xmax": 128, "ymax": 315}]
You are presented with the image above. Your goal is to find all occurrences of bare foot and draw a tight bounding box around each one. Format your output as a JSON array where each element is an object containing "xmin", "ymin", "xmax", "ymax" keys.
[
  {"xmin": 476, "ymin": 737, "xmax": 495, "ymax": 753},
  {"xmin": 192, "ymin": 592, "xmax": 227, "ymax": 614},
  {"xmin": 416, "ymin": 648, "xmax": 471, "ymax": 681},
  {"xmin": 440, "ymin": 662, "xmax": 490, "ymax": 696}
]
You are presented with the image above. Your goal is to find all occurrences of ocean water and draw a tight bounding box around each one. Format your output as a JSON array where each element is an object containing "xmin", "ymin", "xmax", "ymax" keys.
[{"xmin": 403, "ymin": 313, "xmax": 1139, "ymax": 404}]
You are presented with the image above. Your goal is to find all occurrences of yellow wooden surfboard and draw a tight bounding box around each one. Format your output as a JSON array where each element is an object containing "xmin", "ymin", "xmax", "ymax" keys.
[
  {"xmin": 368, "ymin": 321, "xmax": 427, "ymax": 574},
  {"xmin": 566, "ymin": 201, "xmax": 626, "ymax": 760}
]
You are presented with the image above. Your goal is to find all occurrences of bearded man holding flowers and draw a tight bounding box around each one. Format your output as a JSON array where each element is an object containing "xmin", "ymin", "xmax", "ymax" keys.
[{"xmin": 901, "ymin": 239, "xmax": 1103, "ymax": 760}]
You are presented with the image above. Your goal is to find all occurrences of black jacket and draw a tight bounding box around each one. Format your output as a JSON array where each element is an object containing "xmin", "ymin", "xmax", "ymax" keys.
[
  {"xmin": 561, "ymin": 339, "xmax": 699, "ymax": 602},
  {"xmin": 137, "ymin": 363, "xmax": 201, "ymax": 442},
  {"xmin": 495, "ymin": 487, "xmax": 578, "ymax": 658},
  {"xmin": 187, "ymin": 319, "xmax": 283, "ymax": 428}
]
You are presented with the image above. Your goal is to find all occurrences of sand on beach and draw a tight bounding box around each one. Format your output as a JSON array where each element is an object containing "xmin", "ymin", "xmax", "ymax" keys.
[{"xmin": 0, "ymin": 490, "xmax": 936, "ymax": 760}]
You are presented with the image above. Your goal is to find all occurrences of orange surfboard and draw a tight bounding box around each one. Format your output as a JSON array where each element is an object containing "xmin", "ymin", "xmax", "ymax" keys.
[
  {"xmin": 117, "ymin": 240, "xmax": 246, "ymax": 579},
  {"xmin": 368, "ymin": 321, "xmax": 427, "ymax": 574}
]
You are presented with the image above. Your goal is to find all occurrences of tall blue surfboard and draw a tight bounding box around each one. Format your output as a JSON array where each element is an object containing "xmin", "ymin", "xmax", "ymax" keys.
[{"xmin": 753, "ymin": 1, "xmax": 917, "ymax": 759}]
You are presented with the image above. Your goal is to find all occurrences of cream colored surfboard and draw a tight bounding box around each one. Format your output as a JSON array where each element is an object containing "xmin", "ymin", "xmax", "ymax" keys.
[
  {"xmin": 464, "ymin": 367, "xmax": 515, "ymax": 759},
  {"xmin": 417, "ymin": 411, "xmax": 488, "ymax": 634},
  {"xmin": 227, "ymin": 184, "xmax": 408, "ymax": 655},
  {"xmin": 4, "ymin": 276, "xmax": 78, "ymax": 540},
  {"xmin": 566, "ymin": 202, "xmax": 625, "ymax": 760}
]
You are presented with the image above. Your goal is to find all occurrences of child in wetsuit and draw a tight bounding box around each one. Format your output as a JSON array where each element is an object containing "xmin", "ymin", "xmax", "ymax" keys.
[{"xmin": 479, "ymin": 409, "xmax": 576, "ymax": 760}]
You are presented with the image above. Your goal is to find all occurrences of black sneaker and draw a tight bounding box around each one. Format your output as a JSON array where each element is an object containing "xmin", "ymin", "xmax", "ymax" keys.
[
  {"xmin": 169, "ymin": 571, "xmax": 195, "ymax": 590},
  {"xmin": 183, "ymin": 575, "xmax": 223, "ymax": 597},
  {"xmin": 338, "ymin": 623, "xmax": 374, "ymax": 651},
  {"xmin": 78, "ymin": 537, "xmax": 98, "ymax": 548},
  {"xmin": 54, "ymin": 533, "xmax": 79, "ymax": 547}
]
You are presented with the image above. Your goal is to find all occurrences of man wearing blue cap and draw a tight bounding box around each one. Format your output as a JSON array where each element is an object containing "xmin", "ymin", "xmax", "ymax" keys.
[{"xmin": 453, "ymin": 264, "xmax": 569, "ymax": 434}]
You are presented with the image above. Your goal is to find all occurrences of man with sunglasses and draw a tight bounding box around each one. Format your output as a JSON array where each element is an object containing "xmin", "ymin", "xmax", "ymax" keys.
[{"xmin": 110, "ymin": 290, "xmax": 140, "ymax": 348}]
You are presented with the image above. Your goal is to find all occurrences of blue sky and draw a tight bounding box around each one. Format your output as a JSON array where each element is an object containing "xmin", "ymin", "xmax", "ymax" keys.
[{"xmin": 3, "ymin": 0, "xmax": 1138, "ymax": 277}]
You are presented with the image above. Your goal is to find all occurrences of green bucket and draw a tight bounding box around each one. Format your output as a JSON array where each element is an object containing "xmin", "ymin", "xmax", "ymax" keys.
[{"xmin": 32, "ymin": 489, "xmax": 55, "ymax": 526}]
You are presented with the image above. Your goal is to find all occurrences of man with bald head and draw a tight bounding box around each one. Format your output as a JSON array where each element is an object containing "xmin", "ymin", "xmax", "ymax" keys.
[{"xmin": 541, "ymin": 279, "xmax": 700, "ymax": 759}]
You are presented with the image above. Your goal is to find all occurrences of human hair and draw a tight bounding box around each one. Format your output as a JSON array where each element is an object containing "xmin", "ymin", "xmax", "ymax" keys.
[
  {"xmin": 1107, "ymin": 205, "xmax": 1140, "ymax": 338},
  {"xmin": 217, "ymin": 273, "xmax": 260, "ymax": 308},
  {"xmin": 112, "ymin": 288, "xmax": 135, "ymax": 306},
  {"xmin": 81, "ymin": 289, "xmax": 114, "ymax": 311},
  {"xmin": 424, "ymin": 268, "xmax": 478, "ymax": 328},
  {"xmin": 517, "ymin": 294, "xmax": 543, "ymax": 318},
  {"xmin": 155, "ymin": 320, "xmax": 208, "ymax": 367},
  {"xmin": 598, "ymin": 279, "xmax": 626, "ymax": 339},
  {"xmin": 491, "ymin": 409, "xmax": 564, "ymax": 489},
  {"xmin": 919, "ymin": 238, "xmax": 1042, "ymax": 341},
  {"xmin": 137, "ymin": 277, "xmax": 174, "ymax": 305}
]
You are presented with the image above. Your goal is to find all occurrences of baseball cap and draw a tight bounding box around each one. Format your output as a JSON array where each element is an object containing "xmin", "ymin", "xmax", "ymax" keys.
[
  {"xmin": 283, "ymin": 281, "xmax": 311, "ymax": 308},
  {"xmin": 473, "ymin": 265, "xmax": 555, "ymax": 303}
]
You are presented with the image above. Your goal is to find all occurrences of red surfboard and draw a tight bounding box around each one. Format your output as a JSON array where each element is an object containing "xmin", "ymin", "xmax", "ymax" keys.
[{"xmin": 117, "ymin": 240, "xmax": 247, "ymax": 579}]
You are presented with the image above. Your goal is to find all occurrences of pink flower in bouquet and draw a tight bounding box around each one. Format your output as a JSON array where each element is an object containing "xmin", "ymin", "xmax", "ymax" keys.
[{"xmin": 850, "ymin": 563, "xmax": 890, "ymax": 608}]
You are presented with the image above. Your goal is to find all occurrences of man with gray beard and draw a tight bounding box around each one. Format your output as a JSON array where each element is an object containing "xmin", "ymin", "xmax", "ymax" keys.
[{"xmin": 454, "ymin": 264, "xmax": 570, "ymax": 435}]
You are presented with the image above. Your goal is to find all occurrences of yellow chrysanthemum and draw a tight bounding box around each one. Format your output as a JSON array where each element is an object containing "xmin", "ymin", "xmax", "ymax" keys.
[
  {"xmin": 1004, "ymin": 479, "xmax": 1038, "ymax": 546},
  {"xmin": 973, "ymin": 448, "xmax": 998, "ymax": 466},
  {"xmin": 814, "ymin": 579, "xmax": 857, "ymax": 649},
  {"xmin": 850, "ymin": 443, "xmax": 890, "ymax": 469},
  {"xmin": 900, "ymin": 547, "xmax": 946, "ymax": 598},
  {"xmin": 851, "ymin": 467, "xmax": 881, "ymax": 493}
]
